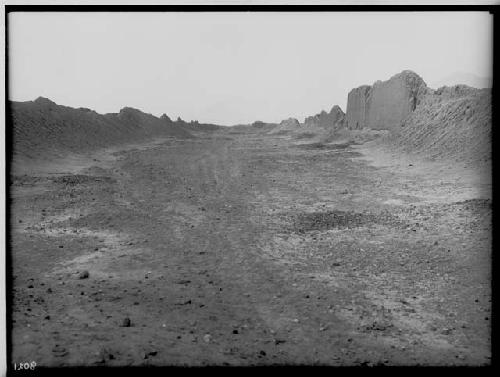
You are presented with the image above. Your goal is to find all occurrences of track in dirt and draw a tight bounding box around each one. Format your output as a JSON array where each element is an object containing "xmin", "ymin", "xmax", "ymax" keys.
[{"xmin": 10, "ymin": 131, "xmax": 491, "ymax": 366}]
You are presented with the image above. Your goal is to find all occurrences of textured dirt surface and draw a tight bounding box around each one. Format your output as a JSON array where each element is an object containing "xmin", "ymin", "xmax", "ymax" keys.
[
  {"xmin": 395, "ymin": 86, "xmax": 491, "ymax": 165},
  {"xmin": 9, "ymin": 130, "xmax": 491, "ymax": 366}
]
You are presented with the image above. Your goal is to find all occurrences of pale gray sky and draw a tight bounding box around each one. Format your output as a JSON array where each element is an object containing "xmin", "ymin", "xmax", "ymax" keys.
[{"xmin": 8, "ymin": 12, "xmax": 492, "ymax": 125}]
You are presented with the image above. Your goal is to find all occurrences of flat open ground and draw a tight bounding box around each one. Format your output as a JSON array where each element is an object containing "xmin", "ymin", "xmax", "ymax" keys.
[{"xmin": 10, "ymin": 129, "xmax": 491, "ymax": 366}]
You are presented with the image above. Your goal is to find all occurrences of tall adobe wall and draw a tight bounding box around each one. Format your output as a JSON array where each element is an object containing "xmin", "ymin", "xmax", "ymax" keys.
[
  {"xmin": 345, "ymin": 85, "xmax": 371, "ymax": 130},
  {"xmin": 346, "ymin": 71, "xmax": 429, "ymax": 131}
]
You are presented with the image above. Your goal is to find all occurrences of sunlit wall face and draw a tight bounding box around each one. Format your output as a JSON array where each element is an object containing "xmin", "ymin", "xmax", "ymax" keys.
[{"xmin": 8, "ymin": 12, "xmax": 493, "ymax": 125}]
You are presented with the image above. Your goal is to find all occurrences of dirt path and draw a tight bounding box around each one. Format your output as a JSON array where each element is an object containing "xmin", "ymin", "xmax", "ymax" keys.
[{"xmin": 9, "ymin": 131, "xmax": 491, "ymax": 366}]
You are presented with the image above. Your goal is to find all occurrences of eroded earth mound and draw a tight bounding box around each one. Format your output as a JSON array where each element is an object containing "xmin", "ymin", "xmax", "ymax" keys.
[
  {"xmin": 395, "ymin": 85, "xmax": 491, "ymax": 164},
  {"xmin": 10, "ymin": 97, "xmax": 194, "ymax": 168},
  {"xmin": 269, "ymin": 118, "xmax": 301, "ymax": 135},
  {"xmin": 304, "ymin": 105, "xmax": 345, "ymax": 130}
]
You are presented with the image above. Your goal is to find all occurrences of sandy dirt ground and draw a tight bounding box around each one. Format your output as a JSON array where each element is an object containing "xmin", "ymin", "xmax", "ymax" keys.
[{"xmin": 9, "ymin": 130, "xmax": 491, "ymax": 366}]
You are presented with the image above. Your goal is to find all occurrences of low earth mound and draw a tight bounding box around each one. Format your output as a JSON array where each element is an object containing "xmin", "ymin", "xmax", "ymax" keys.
[
  {"xmin": 9, "ymin": 97, "xmax": 193, "ymax": 165},
  {"xmin": 228, "ymin": 121, "xmax": 278, "ymax": 134},
  {"xmin": 269, "ymin": 118, "xmax": 301, "ymax": 135},
  {"xmin": 173, "ymin": 117, "xmax": 223, "ymax": 132},
  {"xmin": 394, "ymin": 85, "xmax": 491, "ymax": 164}
]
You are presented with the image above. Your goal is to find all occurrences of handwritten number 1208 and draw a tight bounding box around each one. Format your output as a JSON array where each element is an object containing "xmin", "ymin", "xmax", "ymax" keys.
[{"xmin": 14, "ymin": 361, "xmax": 37, "ymax": 370}]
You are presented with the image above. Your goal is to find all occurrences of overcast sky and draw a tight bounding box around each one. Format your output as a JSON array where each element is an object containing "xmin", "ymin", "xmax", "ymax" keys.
[{"xmin": 9, "ymin": 12, "xmax": 492, "ymax": 125}]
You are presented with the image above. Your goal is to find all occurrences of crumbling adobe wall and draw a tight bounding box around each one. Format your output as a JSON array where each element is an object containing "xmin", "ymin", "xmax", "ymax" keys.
[
  {"xmin": 346, "ymin": 71, "xmax": 429, "ymax": 131},
  {"xmin": 345, "ymin": 85, "xmax": 371, "ymax": 130},
  {"xmin": 304, "ymin": 105, "xmax": 345, "ymax": 130}
]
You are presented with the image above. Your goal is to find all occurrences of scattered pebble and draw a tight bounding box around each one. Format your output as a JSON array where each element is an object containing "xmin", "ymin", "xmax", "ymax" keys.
[
  {"xmin": 441, "ymin": 328, "xmax": 452, "ymax": 335},
  {"xmin": 78, "ymin": 270, "xmax": 90, "ymax": 279},
  {"xmin": 120, "ymin": 317, "xmax": 131, "ymax": 327},
  {"xmin": 52, "ymin": 345, "xmax": 68, "ymax": 357},
  {"xmin": 144, "ymin": 350, "xmax": 157, "ymax": 359}
]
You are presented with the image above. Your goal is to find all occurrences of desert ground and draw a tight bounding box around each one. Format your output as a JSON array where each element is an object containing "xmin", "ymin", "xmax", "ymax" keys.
[{"xmin": 9, "ymin": 128, "xmax": 491, "ymax": 366}]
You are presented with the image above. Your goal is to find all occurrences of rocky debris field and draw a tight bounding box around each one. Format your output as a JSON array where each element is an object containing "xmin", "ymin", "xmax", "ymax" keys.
[{"xmin": 9, "ymin": 130, "xmax": 491, "ymax": 366}]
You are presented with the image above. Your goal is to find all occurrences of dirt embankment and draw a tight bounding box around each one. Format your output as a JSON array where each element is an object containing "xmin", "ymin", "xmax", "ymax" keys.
[
  {"xmin": 331, "ymin": 71, "xmax": 491, "ymax": 168},
  {"xmin": 394, "ymin": 86, "xmax": 491, "ymax": 164},
  {"xmin": 347, "ymin": 84, "xmax": 492, "ymax": 173},
  {"xmin": 269, "ymin": 70, "xmax": 491, "ymax": 169},
  {"xmin": 9, "ymin": 97, "xmax": 194, "ymax": 169}
]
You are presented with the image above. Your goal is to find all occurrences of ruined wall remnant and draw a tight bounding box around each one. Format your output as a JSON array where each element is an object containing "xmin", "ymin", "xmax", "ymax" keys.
[
  {"xmin": 270, "ymin": 117, "xmax": 301, "ymax": 134},
  {"xmin": 346, "ymin": 71, "xmax": 429, "ymax": 131},
  {"xmin": 304, "ymin": 105, "xmax": 345, "ymax": 130},
  {"xmin": 346, "ymin": 85, "xmax": 371, "ymax": 130}
]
